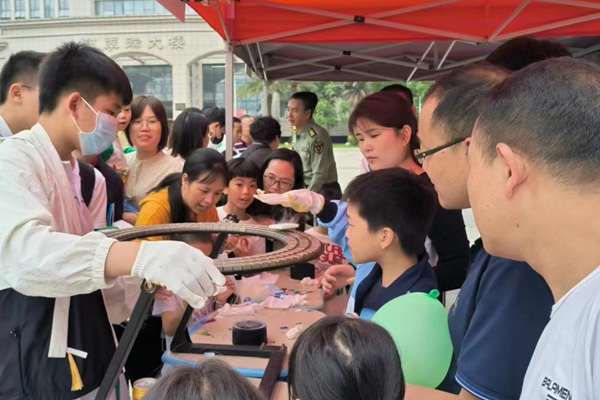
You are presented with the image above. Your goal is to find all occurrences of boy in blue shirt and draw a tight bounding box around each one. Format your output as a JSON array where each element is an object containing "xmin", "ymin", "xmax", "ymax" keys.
[{"xmin": 343, "ymin": 168, "xmax": 438, "ymax": 319}]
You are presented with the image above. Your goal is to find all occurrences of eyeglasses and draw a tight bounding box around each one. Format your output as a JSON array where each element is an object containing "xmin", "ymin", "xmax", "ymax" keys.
[
  {"xmin": 264, "ymin": 174, "xmax": 293, "ymax": 191},
  {"xmin": 131, "ymin": 119, "xmax": 161, "ymax": 129},
  {"xmin": 21, "ymin": 85, "xmax": 39, "ymax": 91},
  {"xmin": 414, "ymin": 137, "xmax": 468, "ymax": 164}
]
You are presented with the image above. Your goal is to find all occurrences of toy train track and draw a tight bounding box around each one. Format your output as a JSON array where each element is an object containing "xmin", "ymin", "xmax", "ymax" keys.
[{"xmin": 105, "ymin": 222, "xmax": 324, "ymax": 274}]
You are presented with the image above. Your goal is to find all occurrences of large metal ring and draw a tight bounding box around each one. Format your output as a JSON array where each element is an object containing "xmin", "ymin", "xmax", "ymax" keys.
[{"xmin": 105, "ymin": 222, "xmax": 324, "ymax": 274}]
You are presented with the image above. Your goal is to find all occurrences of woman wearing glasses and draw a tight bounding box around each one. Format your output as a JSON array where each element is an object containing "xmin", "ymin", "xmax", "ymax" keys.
[
  {"xmin": 258, "ymin": 91, "xmax": 470, "ymax": 313},
  {"xmin": 248, "ymin": 148, "xmax": 306, "ymax": 229},
  {"xmin": 123, "ymin": 95, "xmax": 183, "ymax": 224}
]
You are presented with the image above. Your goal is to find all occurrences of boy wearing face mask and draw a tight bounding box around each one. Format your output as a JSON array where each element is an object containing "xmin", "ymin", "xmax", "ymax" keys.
[{"xmin": 0, "ymin": 43, "xmax": 226, "ymax": 400}]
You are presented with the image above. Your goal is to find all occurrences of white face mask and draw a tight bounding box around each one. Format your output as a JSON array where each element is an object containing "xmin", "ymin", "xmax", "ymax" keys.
[{"xmin": 71, "ymin": 97, "xmax": 119, "ymax": 156}]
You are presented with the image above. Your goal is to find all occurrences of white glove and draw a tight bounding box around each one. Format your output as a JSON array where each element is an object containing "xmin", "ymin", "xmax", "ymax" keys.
[
  {"xmin": 254, "ymin": 188, "xmax": 325, "ymax": 215},
  {"xmin": 131, "ymin": 241, "xmax": 226, "ymax": 309}
]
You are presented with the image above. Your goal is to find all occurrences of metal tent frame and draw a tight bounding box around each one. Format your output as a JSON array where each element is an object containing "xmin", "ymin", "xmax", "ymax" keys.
[{"xmin": 174, "ymin": 0, "xmax": 600, "ymax": 158}]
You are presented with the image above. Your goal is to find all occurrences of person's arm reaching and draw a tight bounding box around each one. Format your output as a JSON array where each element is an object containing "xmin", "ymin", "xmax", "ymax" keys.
[{"xmin": 0, "ymin": 157, "xmax": 226, "ymax": 309}]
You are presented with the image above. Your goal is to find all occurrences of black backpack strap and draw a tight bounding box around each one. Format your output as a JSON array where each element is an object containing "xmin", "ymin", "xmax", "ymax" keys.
[{"xmin": 77, "ymin": 160, "xmax": 96, "ymax": 208}]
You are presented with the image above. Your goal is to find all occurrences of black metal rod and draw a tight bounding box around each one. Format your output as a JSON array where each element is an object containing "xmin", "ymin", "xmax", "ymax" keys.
[
  {"xmin": 171, "ymin": 232, "xmax": 230, "ymax": 353},
  {"xmin": 259, "ymin": 347, "xmax": 287, "ymax": 400},
  {"xmin": 174, "ymin": 343, "xmax": 282, "ymax": 358},
  {"xmin": 95, "ymin": 281, "xmax": 156, "ymax": 400}
]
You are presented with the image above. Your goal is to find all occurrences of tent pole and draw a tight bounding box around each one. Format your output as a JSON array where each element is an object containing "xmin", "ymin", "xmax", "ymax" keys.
[
  {"xmin": 438, "ymin": 41, "xmax": 456, "ymax": 69},
  {"xmin": 239, "ymin": 0, "xmax": 480, "ymax": 45},
  {"xmin": 496, "ymin": 11, "xmax": 600, "ymax": 41},
  {"xmin": 407, "ymin": 41, "xmax": 435, "ymax": 82},
  {"xmin": 256, "ymin": 43, "xmax": 269, "ymax": 82},
  {"xmin": 488, "ymin": 0, "xmax": 532, "ymax": 42},
  {"xmin": 290, "ymin": 44, "xmax": 429, "ymax": 70},
  {"xmin": 540, "ymin": 0, "xmax": 600, "ymax": 11},
  {"xmin": 225, "ymin": 44, "xmax": 234, "ymax": 160}
]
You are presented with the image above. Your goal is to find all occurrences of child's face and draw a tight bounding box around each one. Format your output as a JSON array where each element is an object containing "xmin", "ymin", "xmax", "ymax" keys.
[
  {"xmin": 117, "ymin": 105, "xmax": 132, "ymax": 131},
  {"xmin": 346, "ymin": 202, "xmax": 381, "ymax": 264},
  {"xmin": 71, "ymin": 93, "xmax": 122, "ymax": 153},
  {"xmin": 226, "ymin": 177, "xmax": 258, "ymax": 210},
  {"xmin": 234, "ymin": 122, "xmax": 242, "ymax": 142}
]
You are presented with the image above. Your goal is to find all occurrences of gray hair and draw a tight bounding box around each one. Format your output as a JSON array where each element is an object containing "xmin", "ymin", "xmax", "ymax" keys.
[{"xmin": 144, "ymin": 359, "xmax": 266, "ymax": 400}]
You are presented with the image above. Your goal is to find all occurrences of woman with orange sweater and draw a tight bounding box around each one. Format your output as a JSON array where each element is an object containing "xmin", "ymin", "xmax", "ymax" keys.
[
  {"xmin": 126, "ymin": 148, "xmax": 229, "ymax": 381},
  {"xmin": 136, "ymin": 148, "xmax": 228, "ymax": 231}
]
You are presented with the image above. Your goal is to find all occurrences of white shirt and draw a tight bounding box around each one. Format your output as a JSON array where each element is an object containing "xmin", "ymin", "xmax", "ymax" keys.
[
  {"xmin": 0, "ymin": 124, "xmax": 119, "ymax": 365},
  {"xmin": 125, "ymin": 151, "xmax": 183, "ymax": 208},
  {"xmin": 520, "ymin": 265, "xmax": 600, "ymax": 400},
  {"xmin": 0, "ymin": 124, "xmax": 117, "ymax": 297},
  {"xmin": 0, "ymin": 113, "xmax": 13, "ymax": 137}
]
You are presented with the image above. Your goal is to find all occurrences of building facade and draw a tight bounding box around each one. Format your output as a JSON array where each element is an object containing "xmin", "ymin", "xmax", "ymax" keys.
[{"xmin": 0, "ymin": 0, "xmax": 262, "ymax": 119}]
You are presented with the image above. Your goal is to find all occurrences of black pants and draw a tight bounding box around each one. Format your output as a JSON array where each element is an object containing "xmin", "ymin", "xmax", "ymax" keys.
[{"xmin": 113, "ymin": 316, "xmax": 165, "ymax": 383}]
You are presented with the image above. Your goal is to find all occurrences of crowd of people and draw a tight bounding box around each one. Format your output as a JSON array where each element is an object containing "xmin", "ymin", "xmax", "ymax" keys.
[{"xmin": 0, "ymin": 34, "xmax": 598, "ymax": 400}]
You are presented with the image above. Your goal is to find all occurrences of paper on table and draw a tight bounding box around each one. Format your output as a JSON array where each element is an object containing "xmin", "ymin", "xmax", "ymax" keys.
[
  {"xmin": 215, "ymin": 302, "xmax": 261, "ymax": 319},
  {"xmin": 262, "ymin": 294, "xmax": 308, "ymax": 310}
]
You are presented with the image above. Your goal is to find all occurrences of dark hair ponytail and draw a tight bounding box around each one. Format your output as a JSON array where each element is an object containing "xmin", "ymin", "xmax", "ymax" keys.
[
  {"xmin": 170, "ymin": 108, "xmax": 210, "ymax": 160},
  {"xmin": 152, "ymin": 148, "xmax": 229, "ymax": 223}
]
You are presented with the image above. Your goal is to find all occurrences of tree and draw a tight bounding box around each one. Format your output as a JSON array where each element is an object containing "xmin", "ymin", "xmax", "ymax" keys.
[{"xmin": 237, "ymin": 77, "xmax": 434, "ymax": 126}]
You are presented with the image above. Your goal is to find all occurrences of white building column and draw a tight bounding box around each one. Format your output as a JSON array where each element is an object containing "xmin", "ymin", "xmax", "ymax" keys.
[{"xmin": 171, "ymin": 61, "xmax": 190, "ymax": 119}]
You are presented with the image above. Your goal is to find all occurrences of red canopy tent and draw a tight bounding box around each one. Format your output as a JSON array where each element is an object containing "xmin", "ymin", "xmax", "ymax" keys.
[{"xmin": 165, "ymin": 0, "xmax": 600, "ymax": 156}]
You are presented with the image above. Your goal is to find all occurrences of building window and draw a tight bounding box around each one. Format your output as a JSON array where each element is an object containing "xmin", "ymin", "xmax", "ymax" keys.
[
  {"xmin": 58, "ymin": 0, "xmax": 69, "ymax": 17},
  {"xmin": 0, "ymin": 0, "xmax": 11, "ymax": 20},
  {"xmin": 44, "ymin": 0, "xmax": 53, "ymax": 17},
  {"xmin": 30, "ymin": 0, "xmax": 40, "ymax": 18},
  {"xmin": 95, "ymin": 0, "xmax": 169, "ymax": 16},
  {"xmin": 15, "ymin": 0, "xmax": 26, "ymax": 19},
  {"xmin": 123, "ymin": 65, "xmax": 173, "ymax": 119},
  {"xmin": 202, "ymin": 64, "xmax": 261, "ymax": 115}
]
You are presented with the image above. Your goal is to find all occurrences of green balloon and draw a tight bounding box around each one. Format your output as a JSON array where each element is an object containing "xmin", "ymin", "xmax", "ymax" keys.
[{"xmin": 371, "ymin": 290, "xmax": 453, "ymax": 389}]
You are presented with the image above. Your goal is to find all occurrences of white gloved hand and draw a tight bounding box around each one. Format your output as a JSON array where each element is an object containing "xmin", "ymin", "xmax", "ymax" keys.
[
  {"xmin": 254, "ymin": 189, "xmax": 325, "ymax": 215},
  {"xmin": 131, "ymin": 241, "xmax": 226, "ymax": 309}
]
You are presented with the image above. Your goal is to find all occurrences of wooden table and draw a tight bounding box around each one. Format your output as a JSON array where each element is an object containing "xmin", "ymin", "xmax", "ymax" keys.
[
  {"xmin": 270, "ymin": 268, "xmax": 324, "ymax": 310},
  {"xmin": 162, "ymin": 307, "xmax": 325, "ymax": 378}
]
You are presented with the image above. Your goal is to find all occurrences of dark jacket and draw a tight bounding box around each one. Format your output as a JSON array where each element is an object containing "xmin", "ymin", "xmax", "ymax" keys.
[{"xmin": 241, "ymin": 142, "xmax": 272, "ymax": 169}]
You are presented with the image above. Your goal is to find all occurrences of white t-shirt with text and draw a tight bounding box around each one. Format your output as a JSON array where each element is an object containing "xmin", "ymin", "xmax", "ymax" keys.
[{"xmin": 520, "ymin": 265, "xmax": 600, "ymax": 400}]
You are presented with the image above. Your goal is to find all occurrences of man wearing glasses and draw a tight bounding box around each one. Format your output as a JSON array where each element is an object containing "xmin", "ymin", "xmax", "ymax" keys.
[
  {"xmin": 0, "ymin": 51, "xmax": 45, "ymax": 138},
  {"xmin": 406, "ymin": 64, "xmax": 554, "ymax": 400}
]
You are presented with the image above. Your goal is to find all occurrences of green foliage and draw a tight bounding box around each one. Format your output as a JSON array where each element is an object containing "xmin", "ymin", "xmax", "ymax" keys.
[{"xmin": 237, "ymin": 78, "xmax": 435, "ymax": 126}]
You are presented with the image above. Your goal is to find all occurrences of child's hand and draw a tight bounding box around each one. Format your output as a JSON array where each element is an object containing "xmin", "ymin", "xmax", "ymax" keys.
[
  {"xmin": 215, "ymin": 278, "xmax": 236, "ymax": 304},
  {"xmin": 321, "ymin": 264, "xmax": 356, "ymax": 295}
]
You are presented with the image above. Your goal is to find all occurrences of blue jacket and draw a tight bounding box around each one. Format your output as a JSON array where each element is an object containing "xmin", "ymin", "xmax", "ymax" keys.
[{"xmin": 317, "ymin": 200, "xmax": 376, "ymax": 314}]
